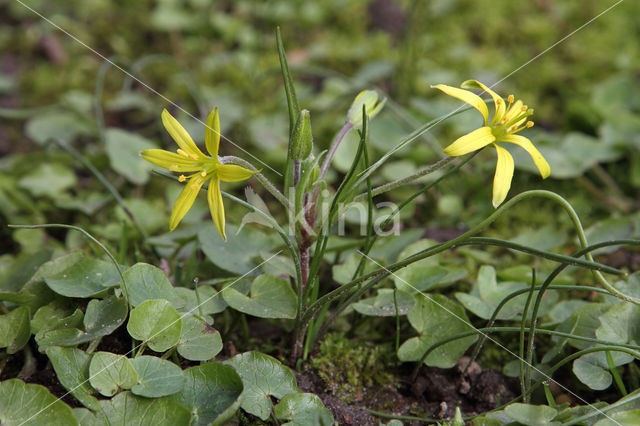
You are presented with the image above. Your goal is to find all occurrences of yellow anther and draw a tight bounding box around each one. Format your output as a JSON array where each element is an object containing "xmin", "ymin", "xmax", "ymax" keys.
[
  {"xmin": 526, "ymin": 121, "xmax": 534, "ymax": 128},
  {"xmin": 200, "ymin": 171, "xmax": 207, "ymax": 177},
  {"xmin": 507, "ymin": 95, "xmax": 515, "ymax": 103},
  {"xmin": 178, "ymin": 174, "xmax": 186, "ymax": 182},
  {"xmin": 496, "ymin": 99, "xmax": 502, "ymax": 105},
  {"xmin": 177, "ymin": 149, "xmax": 189, "ymax": 157},
  {"xmin": 521, "ymin": 105, "xmax": 528, "ymax": 111}
]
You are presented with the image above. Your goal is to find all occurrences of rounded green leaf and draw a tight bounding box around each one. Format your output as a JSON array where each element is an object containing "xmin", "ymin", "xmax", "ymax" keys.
[
  {"xmin": 18, "ymin": 163, "xmax": 77, "ymax": 197},
  {"xmin": 124, "ymin": 263, "xmax": 183, "ymax": 308},
  {"xmin": 97, "ymin": 391, "xmax": 191, "ymax": 425},
  {"xmin": 198, "ymin": 224, "xmax": 274, "ymax": 275},
  {"xmin": 170, "ymin": 362, "xmax": 244, "ymax": 426},
  {"xmin": 130, "ymin": 356, "xmax": 185, "ymax": 398},
  {"xmin": 0, "ymin": 306, "xmax": 30, "ymax": 354},
  {"xmin": 0, "ymin": 379, "xmax": 76, "ymax": 425},
  {"xmin": 274, "ymin": 393, "xmax": 333, "ymax": 426},
  {"xmin": 127, "ymin": 299, "xmax": 182, "ymax": 352},
  {"xmin": 594, "ymin": 409, "xmax": 640, "ymax": 426},
  {"xmin": 105, "ymin": 128, "xmax": 156, "ymax": 184},
  {"xmin": 1, "ymin": 250, "xmax": 53, "ymax": 293},
  {"xmin": 222, "ymin": 274, "xmax": 297, "ymax": 319},
  {"xmin": 504, "ymin": 403, "xmax": 558, "ymax": 426},
  {"xmin": 225, "ymin": 351, "xmax": 301, "ymax": 420},
  {"xmin": 32, "ymin": 305, "xmax": 83, "ymax": 340},
  {"xmin": 175, "ymin": 286, "xmax": 227, "ymax": 316},
  {"xmin": 45, "ymin": 258, "xmax": 121, "ymax": 298},
  {"xmin": 572, "ymin": 353, "xmax": 619, "ymax": 391},
  {"xmin": 46, "ymin": 346, "xmax": 101, "ymax": 411},
  {"xmin": 554, "ymin": 303, "xmax": 610, "ymax": 350},
  {"xmin": 398, "ymin": 294, "xmax": 477, "ymax": 368},
  {"xmin": 36, "ymin": 296, "xmax": 127, "ymax": 348},
  {"xmin": 454, "ymin": 265, "xmax": 552, "ymax": 321},
  {"xmin": 72, "ymin": 407, "xmax": 100, "ymax": 425},
  {"xmin": 352, "ymin": 289, "xmax": 415, "ymax": 317},
  {"xmin": 89, "ymin": 352, "xmax": 138, "ymax": 397},
  {"xmin": 177, "ymin": 314, "xmax": 223, "ymax": 361},
  {"xmin": 25, "ymin": 110, "xmax": 93, "ymax": 145}
]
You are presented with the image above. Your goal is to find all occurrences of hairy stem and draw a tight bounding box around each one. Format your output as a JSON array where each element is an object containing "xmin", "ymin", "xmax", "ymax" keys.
[
  {"xmin": 220, "ymin": 155, "xmax": 291, "ymax": 210},
  {"xmin": 352, "ymin": 156, "xmax": 454, "ymax": 201}
]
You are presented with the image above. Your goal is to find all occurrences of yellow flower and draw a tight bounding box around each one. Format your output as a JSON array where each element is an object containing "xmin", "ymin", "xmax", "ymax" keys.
[
  {"xmin": 141, "ymin": 108, "xmax": 257, "ymax": 239},
  {"xmin": 432, "ymin": 80, "xmax": 550, "ymax": 207}
]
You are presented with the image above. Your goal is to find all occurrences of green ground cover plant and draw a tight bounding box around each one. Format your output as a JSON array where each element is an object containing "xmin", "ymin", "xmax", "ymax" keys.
[{"xmin": 1, "ymin": 1, "xmax": 640, "ymax": 424}]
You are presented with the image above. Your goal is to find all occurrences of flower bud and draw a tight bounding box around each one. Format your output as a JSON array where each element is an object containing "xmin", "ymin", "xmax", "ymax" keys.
[
  {"xmin": 347, "ymin": 90, "xmax": 386, "ymax": 127},
  {"xmin": 291, "ymin": 109, "xmax": 313, "ymax": 161}
]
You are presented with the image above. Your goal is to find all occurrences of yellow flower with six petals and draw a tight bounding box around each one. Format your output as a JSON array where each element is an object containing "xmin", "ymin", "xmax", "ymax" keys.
[
  {"xmin": 432, "ymin": 80, "xmax": 550, "ymax": 207},
  {"xmin": 141, "ymin": 108, "xmax": 258, "ymax": 239}
]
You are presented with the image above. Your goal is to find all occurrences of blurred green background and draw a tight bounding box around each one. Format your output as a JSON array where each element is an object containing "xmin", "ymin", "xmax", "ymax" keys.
[{"xmin": 1, "ymin": 0, "xmax": 639, "ymax": 253}]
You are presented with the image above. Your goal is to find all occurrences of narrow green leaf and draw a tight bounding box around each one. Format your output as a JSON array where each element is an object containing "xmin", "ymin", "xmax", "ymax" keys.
[
  {"xmin": 276, "ymin": 26, "xmax": 301, "ymax": 193},
  {"xmin": 276, "ymin": 26, "xmax": 300, "ymax": 136}
]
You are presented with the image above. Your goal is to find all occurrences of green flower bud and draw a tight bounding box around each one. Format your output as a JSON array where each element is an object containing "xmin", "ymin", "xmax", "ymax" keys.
[
  {"xmin": 347, "ymin": 90, "xmax": 386, "ymax": 127},
  {"xmin": 291, "ymin": 109, "xmax": 313, "ymax": 161}
]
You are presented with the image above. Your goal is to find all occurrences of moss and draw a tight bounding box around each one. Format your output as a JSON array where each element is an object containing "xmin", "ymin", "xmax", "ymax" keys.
[
  {"xmin": 476, "ymin": 337, "xmax": 520, "ymax": 370},
  {"xmin": 310, "ymin": 333, "xmax": 395, "ymax": 403}
]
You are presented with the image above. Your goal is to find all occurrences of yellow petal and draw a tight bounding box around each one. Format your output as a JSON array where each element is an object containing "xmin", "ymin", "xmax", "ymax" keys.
[
  {"xmin": 205, "ymin": 107, "xmax": 221, "ymax": 158},
  {"xmin": 217, "ymin": 164, "xmax": 258, "ymax": 182},
  {"xmin": 207, "ymin": 178, "xmax": 226, "ymax": 240},
  {"xmin": 432, "ymin": 84, "xmax": 489, "ymax": 125},
  {"xmin": 492, "ymin": 145, "xmax": 514, "ymax": 208},
  {"xmin": 461, "ymin": 80, "xmax": 506, "ymax": 125},
  {"xmin": 169, "ymin": 174, "xmax": 206, "ymax": 231},
  {"xmin": 161, "ymin": 109, "xmax": 204, "ymax": 158},
  {"xmin": 500, "ymin": 135, "xmax": 550, "ymax": 178},
  {"xmin": 443, "ymin": 126, "xmax": 496, "ymax": 156},
  {"xmin": 140, "ymin": 149, "xmax": 202, "ymax": 172}
]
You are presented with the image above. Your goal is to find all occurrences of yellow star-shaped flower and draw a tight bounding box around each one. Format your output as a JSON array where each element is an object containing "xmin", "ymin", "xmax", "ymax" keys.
[
  {"xmin": 141, "ymin": 108, "xmax": 258, "ymax": 239},
  {"xmin": 433, "ymin": 80, "xmax": 550, "ymax": 207}
]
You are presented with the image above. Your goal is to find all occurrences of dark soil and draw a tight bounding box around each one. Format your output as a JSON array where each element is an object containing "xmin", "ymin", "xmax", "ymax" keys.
[
  {"xmin": 24, "ymin": 363, "xmax": 81, "ymax": 408},
  {"xmin": 0, "ymin": 341, "xmax": 82, "ymax": 408},
  {"xmin": 295, "ymin": 356, "xmax": 518, "ymax": 425}
]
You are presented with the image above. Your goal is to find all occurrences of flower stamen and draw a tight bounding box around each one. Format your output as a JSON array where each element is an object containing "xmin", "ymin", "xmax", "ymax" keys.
[{"xmin": 178, "ymin": 174, "xmax": 186, "ymax": 182}]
